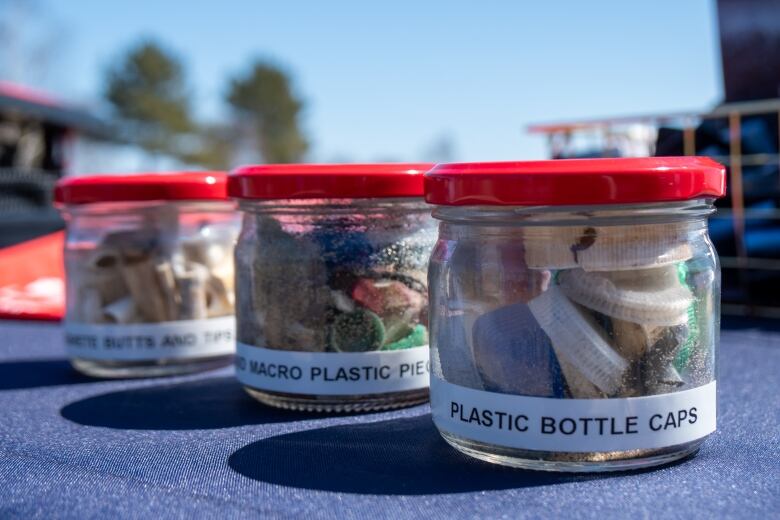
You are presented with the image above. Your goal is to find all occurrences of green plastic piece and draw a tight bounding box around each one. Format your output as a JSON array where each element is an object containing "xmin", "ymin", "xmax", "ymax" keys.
[
  {"xmin": 383, "ymin": 324, "xmax": 428, "ymax": 351},
  {"xmin": 329, "ymin": 309, "xmax": 385, "ymax": 352},
  {"xmin": 674, "ymin": 262, "xmax": 699, "ymax": 371},
  {"xmin": 383, "ymin": 321, "xmax": 413, "ymax": 345}
]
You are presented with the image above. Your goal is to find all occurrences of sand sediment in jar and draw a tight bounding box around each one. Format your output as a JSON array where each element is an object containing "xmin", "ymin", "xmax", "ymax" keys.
[
  {"xmin": 237, "ymin": 203, "xmax": 434, "ymax": 412},
  {"xmin": 440, "ymin": 431, "xmax": 705, "ymax": 472}
]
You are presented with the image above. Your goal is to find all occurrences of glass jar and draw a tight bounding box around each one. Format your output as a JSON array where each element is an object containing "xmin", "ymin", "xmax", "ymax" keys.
[
  {"xmin": 230, "ymin": 164, "xmax": 436, "ymax": 412},
  {"xmin": 55, "ymin": 172, "xmax": 239, "ymax": 378},
  {"xmin": 425, "ymin": 157, "xmax": 726, "ymax": 472}
]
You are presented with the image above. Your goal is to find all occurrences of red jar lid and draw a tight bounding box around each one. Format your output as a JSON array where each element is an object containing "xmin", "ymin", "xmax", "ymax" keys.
[
  {"xmin": 228, "ymin": 163, "xmax": 432, "ymax": 199},
  {"xmin": 54, "ymin": 172, "xmax": 228, "ymax": 205},
  {"xmin": 425, "ymin": 157, "xmax": 726, "ymax": 206}
]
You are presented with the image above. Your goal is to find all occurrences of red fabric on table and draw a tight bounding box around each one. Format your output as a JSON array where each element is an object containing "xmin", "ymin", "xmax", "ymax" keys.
[{"xmin": 0, "ymin": 232, "xmax": 64, "ymax": 321}]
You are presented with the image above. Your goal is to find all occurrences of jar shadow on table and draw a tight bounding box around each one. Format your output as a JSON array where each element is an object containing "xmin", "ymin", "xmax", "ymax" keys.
[
  {"xmin": 228, "ymin": 414, "xmax": 696, "ymax": 495},
  {"xmin": 60, "ymin": 376, "xmax": 328, "ymax": 430},
  {"xmin": 0, "ymin": 359, "xmax": 97, "ymax": 390}
]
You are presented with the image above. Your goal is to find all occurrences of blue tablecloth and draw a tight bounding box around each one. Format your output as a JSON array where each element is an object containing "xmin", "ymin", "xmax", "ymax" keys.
[{"xmin": 0, "ymin": 319, "xmax": 777, "ymax": 519}]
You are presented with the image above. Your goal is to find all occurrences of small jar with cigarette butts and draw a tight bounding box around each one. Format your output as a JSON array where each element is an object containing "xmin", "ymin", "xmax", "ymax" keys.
[
  {"xmin": 425, "ymin": 157, "xmax": 725, "ymax": 472},
  {"xmin": 55, "ymin": 172, "xmax": 239, "ymax": 378},
  {"xmin": 230, "ymin": 164, "xmax": 436, "ymax": 412}
]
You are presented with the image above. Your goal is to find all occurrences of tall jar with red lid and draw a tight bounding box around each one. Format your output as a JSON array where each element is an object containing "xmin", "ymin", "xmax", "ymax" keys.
[
  {"xmin": 229, "ymin": 164, "xmax": 436, "ymax": 412},
  {"xmin": 55, "ymin": 172, "xmax": 239, "ymax": 378},
  {"xmin": 425, "ymin": 157, "xmax": 726, "ymax": 472}
]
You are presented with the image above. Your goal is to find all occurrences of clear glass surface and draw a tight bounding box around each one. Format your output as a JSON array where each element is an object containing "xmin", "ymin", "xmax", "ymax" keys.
[
  {"xmin": 236, "ymin": 198, "xmax": 436, "ymax": 412},
  {"xmin": 428, "ymin": 199, "xmax": 720, "ymax": 470},
  {"xmin": 62, "ymin": 201, "xmax": 239, "ymax": 378}
]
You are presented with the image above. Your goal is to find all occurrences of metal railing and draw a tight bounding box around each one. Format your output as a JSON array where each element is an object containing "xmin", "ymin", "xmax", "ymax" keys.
[
  {"xmin": 528, "ymin": 99, "xmax": 780, "ymax": 316},
  {"xmin": 0, "ymin": 168, "xmax": 63, "ymax": 247}
]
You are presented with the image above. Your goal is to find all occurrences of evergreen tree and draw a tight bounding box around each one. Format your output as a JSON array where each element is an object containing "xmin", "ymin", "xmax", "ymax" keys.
[
  {"xmin": 227, "ymin": 62, "xmax": 308, "ymax": 163},
  {"xmin": 104, "ymin": 41, "xmax": 201, "ymax": 161}
]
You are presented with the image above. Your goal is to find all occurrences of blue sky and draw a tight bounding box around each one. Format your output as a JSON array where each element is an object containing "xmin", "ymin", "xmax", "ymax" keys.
[{"xmin": 9, "ymin": 0, "xmax": 721, "ymax": 163}]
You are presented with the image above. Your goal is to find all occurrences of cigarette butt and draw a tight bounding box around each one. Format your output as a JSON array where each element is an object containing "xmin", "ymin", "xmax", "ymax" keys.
[
  {"xmin": 85, "ymin": 269, "xmax": 127, "ymax": 307},
  {"xmin": 102, "ymin": 296, "xmax": 136, "ymax": 324},
  {"xmin": 68, "ymin": 244, "xmax": 128, "ymax": 306},
  {"xmin": 178, "ymin": 266, "xmax": 208, "ymax": 320},
  {"xmin": 80, "ymin": 287, "xmax": 104, "ymax": 323},
  {"xmin": 205, "ymin": 274, "xmax": 233, "ymax": 317},
  {"xmin": 87, "ymin": 247, "xmax": 120, "ymax": 270},
  {"xmin": 155, "ymin": 260, "xmax": 179, "ymax": 320},
  {"xmin": 103, "ymin": 229, "xmax": 158, "ymax": 260},
  {"xmin": 210, "ymin": 256, "xmax": 235, "ymax": 302},
  {"xmin": 183, "ymin": 239, "xmax": 228, "ymax": 268},
  {"xmin": 121, "ymin": 256, "xmax": 179, "ymax": 322}
]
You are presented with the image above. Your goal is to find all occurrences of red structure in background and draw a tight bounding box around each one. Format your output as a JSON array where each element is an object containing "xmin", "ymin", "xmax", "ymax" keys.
[{"xmin": 0, "ymin": 232, "xmax": 64, "ymax": 321}]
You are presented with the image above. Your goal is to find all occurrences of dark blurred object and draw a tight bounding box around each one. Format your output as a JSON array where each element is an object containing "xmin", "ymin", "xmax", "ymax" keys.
[
  {"xmin": 654, "ymin": 101, "xmax": 780, "ymax": 310},
  {"xmin": 0, "ymin": 82, "xmax": 110, "ymax": 247},
  {"xmin": 718, "ymin": 0, "xmax": 780, "ymax": 102},
  {"xmin": 0, "ymin": 168, "xmax": 62, "ymax": 247},
  {"xmin": 656, "ymin": 114, "xmax": 780, "ymax": 207},
  {"xmin": 713, "ymin": 0, "xmax": 780, "ymax": 307}
]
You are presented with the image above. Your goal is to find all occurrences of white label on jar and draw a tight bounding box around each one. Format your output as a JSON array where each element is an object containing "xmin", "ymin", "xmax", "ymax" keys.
[
  {"xmin": 64, "ymin": 317, "xmax": 235, "ymax": 361},
  {"xmin": 431, "ymin": 375, "xmax": 716, "ymax": 453},
  {"xmin": 235, "ymin": 342, "xmax": 430, "ymax": 395}
]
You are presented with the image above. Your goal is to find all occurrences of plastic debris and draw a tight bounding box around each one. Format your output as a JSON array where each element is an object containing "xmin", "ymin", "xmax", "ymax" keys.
[
  {"xmin": 329, "ymin": 308, "xmax": 386, "ymax": 352},
  {"xmin": 529, "ymin": 286, "xmax": 629, "ymax": 396},
  {"xmin": 472, "ymin": 302, "xmax": 564, "ymax": 397},
  {"xmin": 246, "ymin": 212, "xmax": 432, "ymax": 354},
  {"xmin": 523, "ymin": 223, "xmax": 694, "ymax": 271},
  {"xmin": 384, "ymin": 324, "xmax": 428, "ymax": 351},
  {"xmin": 558, "ymin": 266, "xmax": 693, "ymax": 326}
]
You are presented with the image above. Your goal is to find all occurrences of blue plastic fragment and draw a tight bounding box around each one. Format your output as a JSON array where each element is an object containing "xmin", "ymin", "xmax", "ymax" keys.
[{"xmin": 472, "ymin": 302, "xmax": 565, "ymax": 397}]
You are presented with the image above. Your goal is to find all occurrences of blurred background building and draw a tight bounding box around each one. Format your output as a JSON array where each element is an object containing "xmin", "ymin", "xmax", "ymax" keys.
[
  {"xmin": 0, "ymin": 81, "xmax": 108, "ymax": 246},
  {"xmin": 0, "ymin": 80, "xmax": 199, "ymax": 246}
]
